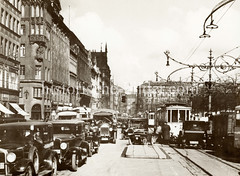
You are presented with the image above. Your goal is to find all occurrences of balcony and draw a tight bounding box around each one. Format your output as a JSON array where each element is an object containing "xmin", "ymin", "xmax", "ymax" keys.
[{"xmin": 29, "ymin": 35, "xmax": 48, "ymax": 46}]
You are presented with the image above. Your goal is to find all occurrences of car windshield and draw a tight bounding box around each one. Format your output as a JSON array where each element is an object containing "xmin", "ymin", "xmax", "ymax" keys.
[
  {"xmin": 183, "ymin": 121, "xmax": 209, "ymax": 131},
  {"xmin": 53, "ymin": 124, "xmax": 81, "ymax": 134},
  {"xmin": 0, "ymin": 128, "xmax": 31, "ymax": 144},
  {"xmin": 129, "ymin": 119, "xmax": 147, "ymax": 129}
]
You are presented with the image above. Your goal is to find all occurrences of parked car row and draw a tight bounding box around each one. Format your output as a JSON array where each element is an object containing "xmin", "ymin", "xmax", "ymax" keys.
[{"xmin": 0, "ymin": 118, "xmax": 101, "ymax": 175}]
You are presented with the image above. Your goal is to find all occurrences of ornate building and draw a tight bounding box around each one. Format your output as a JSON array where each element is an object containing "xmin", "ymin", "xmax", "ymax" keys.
[
  {"xmin": 0, "ymin": 0, "xmax": 22, "ymax": 117},
  {"xmin": 19, "ymin": 0, "xmax": 71, "ymax": 120},
  {"xmin": 136, "ymin": 80, "xmax": 193, "ymax": 113},
  {"xmin": 91, "ymin": 44, "xmax": 111, "ymax": 109}
]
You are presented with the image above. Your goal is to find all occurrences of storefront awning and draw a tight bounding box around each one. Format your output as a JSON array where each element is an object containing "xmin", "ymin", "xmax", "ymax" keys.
[
  {"xmin": 9, "ymin": 103, "xmax": 29, "ymax": 116},
  {"xmin": 0, "ymin": 103, "xmax": 14, "ymax": 114}
]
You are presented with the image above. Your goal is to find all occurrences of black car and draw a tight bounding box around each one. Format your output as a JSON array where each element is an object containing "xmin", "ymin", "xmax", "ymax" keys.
[
  {"xmin": 127, "ymin": 118, "xmax": 148, "ymax": 145},
  {"xmin": 82, "ymin": 118, "xmax": 100, "ymax": 155},
  {"xmin": 51, "ymin": 120, "xmax": 88, "ymax": 171},
  {"xmin": 0, "ymin": 121, "xmax": 58, "ymax": 175},
  {"xmin": 181, "ymin": 121, "xmax": 209, "ymax": 148}
]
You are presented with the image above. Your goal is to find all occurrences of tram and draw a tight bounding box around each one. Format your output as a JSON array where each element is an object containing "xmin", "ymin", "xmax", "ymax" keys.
[
  {"xmin": 155, "ymin": 103, "xmax": 191, "ymax": 137},
  {"xmin": 210, "ymin": 105, "xmax": 240, "ymax": 154}
]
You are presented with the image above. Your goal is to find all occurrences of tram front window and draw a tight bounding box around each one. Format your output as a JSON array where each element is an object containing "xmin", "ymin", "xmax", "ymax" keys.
[{"xmin": 172, "ymin": 110, "xmax": 178, "ymax": 122}]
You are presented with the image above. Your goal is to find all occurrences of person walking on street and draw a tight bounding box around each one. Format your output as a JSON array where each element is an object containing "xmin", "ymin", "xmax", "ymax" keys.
[
  {"xmin": 162, "ymin": 122, "xmax": 171, "ymax": 144},
  {"xmin": 155, "ymin": 124, "xmax": 162, "ymax": 144}
]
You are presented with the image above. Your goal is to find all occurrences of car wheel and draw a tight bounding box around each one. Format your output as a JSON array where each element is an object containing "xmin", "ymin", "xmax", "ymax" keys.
[
  {"xmin": 32, "ymin": 150, "xmax": 39, "ymax": 175},
  {"xmin": 88, "ymin": 142, "xmax": 93, "ymax": 157},
  {"xmin": 142, "ymin": 137, "xmax": 148, "ymax": 145},
  {"xmin": 50, "ymin": 156, "xmax": 58, "ymax": 176},
  {"xmin": 24, "ymin": 165, "xmax": 33, "ymax": 176},
  {"xmin": 70, "ymin": 154, "xmax": 79, "ymax": 171}
]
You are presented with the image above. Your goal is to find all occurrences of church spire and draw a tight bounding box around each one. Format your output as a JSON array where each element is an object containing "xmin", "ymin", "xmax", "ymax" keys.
[{"xmin": 105, "ymin": 43, "xmax": 108, "ymax": 53}]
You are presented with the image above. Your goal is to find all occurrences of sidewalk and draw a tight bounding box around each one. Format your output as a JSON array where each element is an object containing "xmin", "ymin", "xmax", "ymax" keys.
[{"xmin": 125, "ymin": 144, "xmax": 170, "ymax": 159}]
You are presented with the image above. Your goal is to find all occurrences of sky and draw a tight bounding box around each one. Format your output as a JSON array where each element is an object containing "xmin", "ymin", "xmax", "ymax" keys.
[{"xmin": 60, "ymin": 0, "xmax": 240, "ymax": 92}]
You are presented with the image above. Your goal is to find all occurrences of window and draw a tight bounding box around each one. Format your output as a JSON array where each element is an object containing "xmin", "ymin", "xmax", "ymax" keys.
[
  {"xmin": 21, "ymin": 5, "xmax": 25, "ymax": 17},
  {"xmin": 172, "ymin": 110, "xmax": 178, "ymax": 122},
  {"xmin": 39, "ymin": 25, "xmax": 43, "ymax": 35},
  {"xmin": 0, "ymin": 69, "xmax": 3, "ymax": 87},
  {"xmin": 33, "ymin": 87, "xmax": 42, "ymax": 98},
  {"xmin": 35, "ymin": 24, "xmax": 39, "ymax": 35},
  {"xmin": 35, "ymin": 65, "xmax": 41, "ymax": 79},
  {"xmin": 19, "ymin": 87, "xmax": 23, "ymax": 98},
  {"xmin": 20, "ymin": 25, "xmax": 25, "ymax": 35},
  {"xmin": 31, "ymin": 6, "xmax": 35, "ymax": 17},
  {"xmin": 31, "ymin": 24, "xmax": 34, "ymax": 34},
  {"xmin": 20, "ymin": 44, "xmax": 25, "ymax": 57},
  {"xmin": 20, "ymin": 65, "xmax": 25, "ymax": 75},
  {"xmin": 36, "ymin": 6, "xmax": 39, "ymax": 17},
  {"xmin": 1, "ymin": 9, "xmax": 4, "ymax": 24}
]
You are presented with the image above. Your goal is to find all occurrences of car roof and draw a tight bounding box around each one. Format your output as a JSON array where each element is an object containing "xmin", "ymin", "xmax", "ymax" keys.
[
  {"xmin": 0, "ymin": 120, "xmax": 52, "ymax": 128},
  {"xmin": 51, "ymin": 120, "xmax": 84, "ymax": 125}
]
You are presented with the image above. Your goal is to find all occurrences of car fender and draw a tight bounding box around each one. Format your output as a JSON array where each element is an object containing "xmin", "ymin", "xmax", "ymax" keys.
[
  {"xmin": 64, "ymin": 146, "xmax": 81, "ymax": 158},
  {"xmin": 12, "ymin": 158, "xmax": 32, "ymax": 174}
]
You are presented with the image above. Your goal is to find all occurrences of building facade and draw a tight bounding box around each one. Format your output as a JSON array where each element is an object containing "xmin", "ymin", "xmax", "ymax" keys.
[
  {"xmin": 137, "ymin": 80, "xmax": 193, "ymax": 113},
  {"xmin": 19, "ymin": 0, "xmax": 71, "ymax": 120},
  {"xmin": 91, "ymin": 45, "xmax": 111, "ymax": 109},
  {"xmin": 0, "ymin": 0, "xmax": 21, "ymax": 116}
]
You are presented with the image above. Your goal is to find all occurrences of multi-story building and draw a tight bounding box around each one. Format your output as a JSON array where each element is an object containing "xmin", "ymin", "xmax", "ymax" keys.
[
  {"xmin": 90, "ymin": 51, "xmax": 101, "ymax": 110},
  {"xmin": 67, "ymin": 31, "xmax": 92, "ymax": 108},
  {"xmin": 91, "ymin": 44, "xmax": 111, "ymax": 109},
  {"xmin": 136, "ymin": 80, "xmax": 193, "ymax": 113},
  {"xmin": 0, "ymin": 0, "xmax": 22, "ymax": 117},
  {"xmin": 126, "ymin": 93, "xmax": 136, "ymax": 117},
  {"xmin": 19, "ymin": 0, "xmax": 71, "ymax": 120}
]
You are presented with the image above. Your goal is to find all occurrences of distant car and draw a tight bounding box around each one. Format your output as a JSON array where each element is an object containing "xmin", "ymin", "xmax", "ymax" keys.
[
  {"xmin": 82, "ymin": 118, "xmax": 100, "ymax": 155},
  {"xmin": 94, "ymin": 116, "xmax": 117, "ymax": 143},
  {"xmin": 0, "ymin": 121, "xmax": 58, "ymax": 175},
  {"xmin": 127, "ymin": 118, "xmax": 148, "ymax": 145},
  {"xmin": 181, "ymin": 121, "xmax": 209, "ymax": 148},
  {"xmin": 51, "ymin": 120, "xmax": 88, "ymax": 171}
]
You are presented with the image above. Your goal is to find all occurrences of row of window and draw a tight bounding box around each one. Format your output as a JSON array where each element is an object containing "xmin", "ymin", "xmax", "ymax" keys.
[
  {"xmin": 0, "ymin": 36, "xmax": 19, "ymax": 58},
  {"xmin": 19, "ymin": 87, "xmax": 42, "ymax": 98},
  {"xmin": 20, "ymin": 65, "xmax": 51, "ymax": 81},
  {"xmin": 21, "ymin": 4, "xmax": 44, "ymax": 18},
  {"xmin": 1, "ymin": 8, "xmax": 20, "ymax": 35},
  {"xmin": 0, "ymin": 67, "xmax": 18, "ymax": 90},
  {"xmin": 7, "ymin": 0, "xmax": 21, "ymax": 11}
]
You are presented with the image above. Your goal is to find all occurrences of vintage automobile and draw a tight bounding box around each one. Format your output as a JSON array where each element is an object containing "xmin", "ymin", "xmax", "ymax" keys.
[
  {"xmin": 82, "ymin": 118, "xmax": 100, "ymax": 155},
  {"xmin": 51, "ymin": 120, "xmax": 88, "ymax": 171},
  {"xmin": 92, "ymin": 109, "xmax": 118, "ymax": 143},
  {"xmin": 0, "ymin": 121, "xmax": 58, "ymax": 175},
  {"xmin": 181, "ymin": 121, "xmax": 210, "ymax": 148},
  {"xmin": 128, "ymin": 118, "xmax": 148, "ymax": 145}
]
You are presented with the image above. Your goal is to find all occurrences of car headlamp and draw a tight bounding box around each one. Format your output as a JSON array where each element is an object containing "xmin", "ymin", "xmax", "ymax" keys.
[
  {"xmin": 60, "ymin": 142, "xmax": 67, "ymax": 150},
  {"xmin": 7, "ymin": 152, "xmax": 16, "ymax": 163},
  {"xmin": 109, "ymin": 128, "xmax": 113, "ymax": 131}
]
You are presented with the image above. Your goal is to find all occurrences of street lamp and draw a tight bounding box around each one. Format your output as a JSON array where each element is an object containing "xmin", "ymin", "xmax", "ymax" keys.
[{"xmin": 199, "ymin": 0, "xmax": 235, "ymax": 38}]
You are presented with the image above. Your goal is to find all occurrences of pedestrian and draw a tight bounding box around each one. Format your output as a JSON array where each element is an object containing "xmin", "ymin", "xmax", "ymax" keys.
[
  {"xmin": 162, "ymin": 122, "xmax": 170, "ymax": 144},
  {"xmin": 155, "ymin": 124, "xmax": 162, "ymax": 144}
]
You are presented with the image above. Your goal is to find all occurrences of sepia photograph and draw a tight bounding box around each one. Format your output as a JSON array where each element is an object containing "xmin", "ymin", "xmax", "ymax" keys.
[{"xmin": 0, "ymin": 0, "xmax": 240, "ymax": 175}]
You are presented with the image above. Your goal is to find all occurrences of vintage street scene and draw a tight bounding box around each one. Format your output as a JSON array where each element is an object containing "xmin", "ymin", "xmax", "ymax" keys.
[{"xmin": 0, "ymin": 0, "xmax": 240, "ymax": 175}]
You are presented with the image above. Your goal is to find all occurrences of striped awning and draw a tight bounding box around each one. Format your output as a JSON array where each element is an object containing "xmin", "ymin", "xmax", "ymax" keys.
[
  {"xmin": 9, "ymin": 103, "xmax": 29, "ymax": 116},
  {"xmin": 0, "ymin": 103, "xmax": 14, "ymax": 114}
]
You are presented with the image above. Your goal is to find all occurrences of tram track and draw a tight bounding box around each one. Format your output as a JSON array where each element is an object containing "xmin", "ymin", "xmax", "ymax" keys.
[
  {"xmin": 171, "ymin": 145, "xmax": 240, "ymax": 176},
  {"xmin": 171, "ymin": 146, "xmax": 212, "ymax": 176},
  {"xmin": 197, "ymin": 149, "xmax": 240, "ymax": 173}
]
